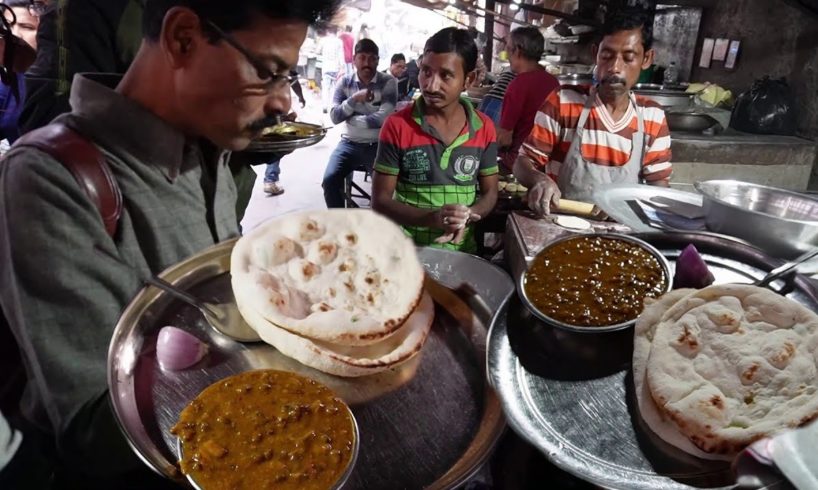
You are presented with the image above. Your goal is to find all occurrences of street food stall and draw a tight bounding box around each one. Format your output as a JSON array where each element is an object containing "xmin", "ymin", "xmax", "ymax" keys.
[{"xmin": 101, "ymin": 2, "xmax": 818, "ymax": 489}]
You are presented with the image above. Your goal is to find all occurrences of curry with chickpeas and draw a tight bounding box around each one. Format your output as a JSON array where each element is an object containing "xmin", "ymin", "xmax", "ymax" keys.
[
  {"xmin": 171, "ymin": 370, "xmax": 355, "ymax": 490},
  {"xmin": 524, "ymin": 236, "xmax": 667, "ymax": 327}
]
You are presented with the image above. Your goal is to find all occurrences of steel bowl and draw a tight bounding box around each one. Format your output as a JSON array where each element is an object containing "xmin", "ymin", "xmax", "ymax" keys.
[
  {"xmin": 517, "ymin": 233, "xmax": 672, "ymax": 333},
  {"xmin": 632, "ymin": 88, "xmax": 693, "ymax": 108},
  {"xmin": 666, "ymin": 111, "xmax": 720, "ymax": 133},
  {"xmin": 178, "ymin": 383, "xmax": 360, "ymax": 490},
  {"xmin": 695, "ymin": 180, "xmax": 818, "ymax": 259}
]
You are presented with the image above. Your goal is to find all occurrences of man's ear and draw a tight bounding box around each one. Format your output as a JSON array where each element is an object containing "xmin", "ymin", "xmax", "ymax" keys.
[
  {"xmin": 642, "ymin": 48, "xmax": 655, "ymax": 70},
  {"xmin": 161, "ymin": 7, "xmax": 203, "ymax": 68},
  {"xmin": 464, "ymin": 70, "xmax": 477, "ymax": 89},
  {"xmin": 592, "ymin": 43, "xmax": 599, "ymax": 60}
]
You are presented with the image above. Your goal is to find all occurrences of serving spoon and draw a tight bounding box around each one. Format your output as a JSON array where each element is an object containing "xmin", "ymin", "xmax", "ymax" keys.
[
  {"xmin": 754, "ymin": 248, "xmax": 818, "ymax": 289},
  {"xmin": 145, "ymin": 276, "xmax": 261, "ymax": 342}
]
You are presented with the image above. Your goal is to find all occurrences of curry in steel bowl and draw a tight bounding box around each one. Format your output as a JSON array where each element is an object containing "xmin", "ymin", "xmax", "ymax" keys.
[
  {"xmin": 522, "ymin": 234, "xmax": 670, "ymax": 330},
  {"xmin": 171, "ymin": 369, "xmax": 357, "ymax": 490}
]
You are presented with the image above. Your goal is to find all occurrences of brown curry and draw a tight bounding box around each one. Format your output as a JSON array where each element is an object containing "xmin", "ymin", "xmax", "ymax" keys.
[
  {"xmin": 171, "ymin": 370, "xmax": 355, "ymax": 490},
  {"xmin": 524, "ymin": 236, "xmax": 667, "ymax": 327}
]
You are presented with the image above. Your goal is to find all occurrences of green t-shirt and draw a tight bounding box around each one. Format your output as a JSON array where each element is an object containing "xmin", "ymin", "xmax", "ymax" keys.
[{"xmin": 374, "ymin": 98, "xmax": 498, "ymax": 252}]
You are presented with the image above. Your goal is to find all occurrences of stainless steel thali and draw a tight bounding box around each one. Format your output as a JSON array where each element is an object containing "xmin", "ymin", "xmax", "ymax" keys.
[
  {"xmin": 245, "ymin": 122, "xmax": 328, "ymax": 153},
  {"xmin": 108, "ymin": 240, "xmax": 514, "ymax": 489},
  {"xmin": 488, "ymin": 231, "xmax": 811, "ymax": 489}
]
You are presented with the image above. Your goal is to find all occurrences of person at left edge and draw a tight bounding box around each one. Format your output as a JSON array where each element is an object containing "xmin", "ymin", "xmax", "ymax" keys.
[
  {"xmin": 371, "ymin": 27, "xmax": 499, "ymax": 253},
  {"xmin": 0, "ymin": 0, "xmax": 339, "ymax": 486},
  {"xmin": 323, "ymin": 38, "xmax": 397, "ymax": 208}
]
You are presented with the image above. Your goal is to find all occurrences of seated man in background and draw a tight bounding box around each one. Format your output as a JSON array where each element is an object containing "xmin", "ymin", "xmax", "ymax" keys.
[
  {"xmin": 388, "ymin": 52, "xmax": 410, "ymax": 100},
  {"xmin": 514, "ymin": 12, "xmax": 672, "ymax": 213},
  {"xmin": 324, "ymin": 38, "xmax": 397, "ymax": 208},
  {"xmin": 496, "ymin": 27, "xmax": 559, "ymax": 173},
  {"xmin": 372, "ymin": 27, "xmax": 498, "ymax": 253},
  {"xmin": 477, "ymin": 68, "xmax": 515, "ymax": 126}
]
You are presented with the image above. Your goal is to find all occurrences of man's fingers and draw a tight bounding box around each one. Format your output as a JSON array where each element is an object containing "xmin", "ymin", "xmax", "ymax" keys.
[
  {"xmin": 451, "ymin": 227, "xmax": 467, "ymax": 244},
  {"xmin": 550, "ymin": 187, "xmax": 562, "ymax": 210},
  {"xmin": 434, "ymin": 233, "xmax": 455, "ymax": 244}
]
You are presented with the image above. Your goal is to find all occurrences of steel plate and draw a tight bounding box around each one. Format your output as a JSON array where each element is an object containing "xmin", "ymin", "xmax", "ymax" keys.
[
  {"xmin": 245, "ymin": 127, "xmax": 327, "ymax": 153},
  {"xmin": 594, "ymin": 184, "xmax": 704, "ymax": 232},
  {"xmin": 488, "ymin": 232, "xmax": 811, "ymax": 489},
  {"xmin": 108, "ymin": 240, "xmax": 514, "ymax": 489}
]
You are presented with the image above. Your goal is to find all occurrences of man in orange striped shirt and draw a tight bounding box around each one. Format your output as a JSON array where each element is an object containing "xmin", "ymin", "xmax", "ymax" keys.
[{"xmin": 514, "ymin": 12, "xmax": 672, "ymax": 215}]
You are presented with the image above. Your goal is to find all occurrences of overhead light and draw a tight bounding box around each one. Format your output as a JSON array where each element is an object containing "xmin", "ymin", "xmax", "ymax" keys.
[
  {"xmin": 509, "ymin": 3, "xmax": 519, "ymax": 10},
  {"xmin": 513, "ymin": 0, "xmax": 523, "ymax": 3}
]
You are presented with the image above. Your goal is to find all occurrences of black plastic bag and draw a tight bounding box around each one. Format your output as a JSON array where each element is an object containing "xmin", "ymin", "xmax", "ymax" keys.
[{"xmin": 730, "ymin": 76, "xmax": 798, "ymax": 135}]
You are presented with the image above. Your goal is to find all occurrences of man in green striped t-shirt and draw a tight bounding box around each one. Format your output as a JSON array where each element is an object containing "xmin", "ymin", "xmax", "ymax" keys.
[{"xmin": 372, "ymin": 27, "xmax": 499, "ymax": 253}]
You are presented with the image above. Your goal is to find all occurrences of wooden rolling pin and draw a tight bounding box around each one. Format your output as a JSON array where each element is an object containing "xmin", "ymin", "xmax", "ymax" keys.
[{"xmin": 555, "ymin": 199, "xmax": 597, "ymax": 217}]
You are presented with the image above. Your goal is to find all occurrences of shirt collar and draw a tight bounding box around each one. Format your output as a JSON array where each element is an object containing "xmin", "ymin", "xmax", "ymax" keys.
[
  {"xmin": 412, "ymin": 96, "xmax": 483, "ymax": 141},
  {"xmin": 68, "ymin": 74, "xmax": 192, "ymax": 181}
]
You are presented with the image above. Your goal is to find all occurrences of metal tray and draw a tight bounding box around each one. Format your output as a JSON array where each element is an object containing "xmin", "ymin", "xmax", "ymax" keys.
[
  {"xmin": 594, "ymin": 184, "xmax": 704, "ymax": 233},
  {"xmin": 245, "ymin": 123, "xmax": 327, "ymax": 153},
  {"xmin": 488, "ymin": 231, "xmax": 810, "ymax": 489},
  {"xmin": 108, "ymin": 240, "xmax": 514, "ymax": 489}
]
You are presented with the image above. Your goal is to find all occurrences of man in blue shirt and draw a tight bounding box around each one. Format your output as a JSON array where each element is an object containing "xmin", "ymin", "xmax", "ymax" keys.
[{"xmin": 324, "ymin": 38, "xmax": 397, "ymax": 208}]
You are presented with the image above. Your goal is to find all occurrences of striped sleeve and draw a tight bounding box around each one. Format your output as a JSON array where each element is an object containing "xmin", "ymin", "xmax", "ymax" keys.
[
  {"xmin": 639, "ymin": 103, "xmax": 673, "ymax": 182},
  {"xmin": 329, "ymin": 77, "xmax": 354, "ymax": 125},
  {"xmin": 374, "ymin": 114, "xmax": 401, "ymax": 175},
  {"xmin": 520, "ymin": 89, "xmax": 563, "ymax": 169},
  {"xmin": 479, "ymin": 117, "xmax": 499, "ymax": 176}
]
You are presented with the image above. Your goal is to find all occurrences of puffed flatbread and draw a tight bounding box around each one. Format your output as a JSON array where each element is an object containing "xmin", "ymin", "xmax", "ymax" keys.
[
  {"xmin": 646, "ymin": 284, "xmax": 818, "ymax": 456},
  {"xmin": 231, "ymin": 210, "xmax": 425, "ymax": 345},
  {"xmin": 633, "ymin": 289, "xmax": 732, "ymax": 461},
  {"xmin": 235, "ymin": 289, "xmax": 435, "ymax": 377}
]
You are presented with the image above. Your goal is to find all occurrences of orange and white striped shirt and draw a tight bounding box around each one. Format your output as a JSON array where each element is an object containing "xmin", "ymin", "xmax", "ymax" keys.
[{"xmin": 520, "ymin": 86, "xmax": 673, "ymax": 182}]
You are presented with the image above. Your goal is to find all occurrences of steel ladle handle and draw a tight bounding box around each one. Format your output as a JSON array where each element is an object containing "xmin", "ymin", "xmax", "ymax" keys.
[{"xmin": 756, "ymin": 248, "xmax": 818, "ymax": 288}]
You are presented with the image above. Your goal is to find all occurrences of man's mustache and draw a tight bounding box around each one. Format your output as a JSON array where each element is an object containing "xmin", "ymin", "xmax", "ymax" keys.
[
  {"xmin": 423, "ymin": 91, "xmax": 444, "ymax": 98},
  {"xmin": 601, "ymin": 75, "xmax": 627, "ymax": 85},
  {"xmin": 248, "ymin": 114, "xmax": 283, "ymax": 131}
]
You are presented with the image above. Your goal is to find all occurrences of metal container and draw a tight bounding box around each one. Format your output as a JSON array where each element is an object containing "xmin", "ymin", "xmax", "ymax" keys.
[
  {"xmin": 632, "ymin": 88, "xmax": 693, "ymax": 108},
  {"xmin": 179, "ymin": 401, "xmax": 360, "ymax": 490},
  {"xmin": 695, "ymin": 180, "xmax": 818, "ymax": 259},
  {"xmin": 665, "ymin": 111, "xmax": 719, "ymax": 133},
  {"xmin": 557, "ymin": 73, "xmax": 594, "ymax": 86},
  {"xmin": 517, "ymin": 233, "xmax": 672, "ymax": 333}
]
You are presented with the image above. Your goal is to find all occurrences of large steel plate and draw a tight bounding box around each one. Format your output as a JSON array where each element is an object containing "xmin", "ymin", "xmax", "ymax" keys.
[
  {"xmin": 488, "ymin": 231, "xmax": 812, "ymax": 489},
  {"xmin": 108, "ymin": 240, "xmax": 514, "ymax": 489}
]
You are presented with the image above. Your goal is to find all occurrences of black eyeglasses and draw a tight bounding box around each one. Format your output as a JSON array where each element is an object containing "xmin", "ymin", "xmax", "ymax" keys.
[{"xmin": 205, "ymin": 20, "xmax": 297, "ymax": 93}]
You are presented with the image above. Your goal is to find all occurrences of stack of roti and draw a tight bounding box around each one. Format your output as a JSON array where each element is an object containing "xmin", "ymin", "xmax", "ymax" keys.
[
  {"xmin": 635, "ymin": 284, "xmax": 818, "ymax": 459},
  {"xmin": 231, "ymin": 209, "xmax": 433, "ymax": 377}
]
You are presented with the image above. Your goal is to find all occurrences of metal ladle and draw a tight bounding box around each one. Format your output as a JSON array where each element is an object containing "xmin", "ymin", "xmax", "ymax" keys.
[{"xmin": 145, "ymin": 276, "xmax": 261, "ymax": 342}]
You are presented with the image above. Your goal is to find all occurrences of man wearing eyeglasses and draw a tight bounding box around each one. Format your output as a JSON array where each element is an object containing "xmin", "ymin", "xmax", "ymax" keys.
[
  {"xmin": 0, "ymin": 1, "xmax": 339, "ymax": 487},
  {"xmin": 324, "ymin": 38, "xmax": 398, "ymax": 208}
]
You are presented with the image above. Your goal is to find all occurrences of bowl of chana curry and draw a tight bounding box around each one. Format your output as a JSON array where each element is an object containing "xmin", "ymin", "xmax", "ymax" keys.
[
  {"xmin": 171, "ymin": 369, "xmax": 358, "ymax": 490},
  {"xmin": 520, "ymin": 234, "xmax": 670, "ymax": 332}
]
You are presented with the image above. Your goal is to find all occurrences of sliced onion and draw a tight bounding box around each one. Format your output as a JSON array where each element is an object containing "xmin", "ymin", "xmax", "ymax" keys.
[
  {"xmin": 673, "ymin": 244, "xmax": 715, "ymax": 289},
  {"xmin": 157, "ymin": 326, "xmax": 209, "ymax": 371}
]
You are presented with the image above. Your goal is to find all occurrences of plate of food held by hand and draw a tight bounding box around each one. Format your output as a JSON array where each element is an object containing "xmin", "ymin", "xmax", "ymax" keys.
[
  {"xmin": 246, "ymin": 121, "xmax": 328, "ymax": 153},
  {"xmin": 109, "ymin": 209, "xmax": 515, "ymax": 490}
]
